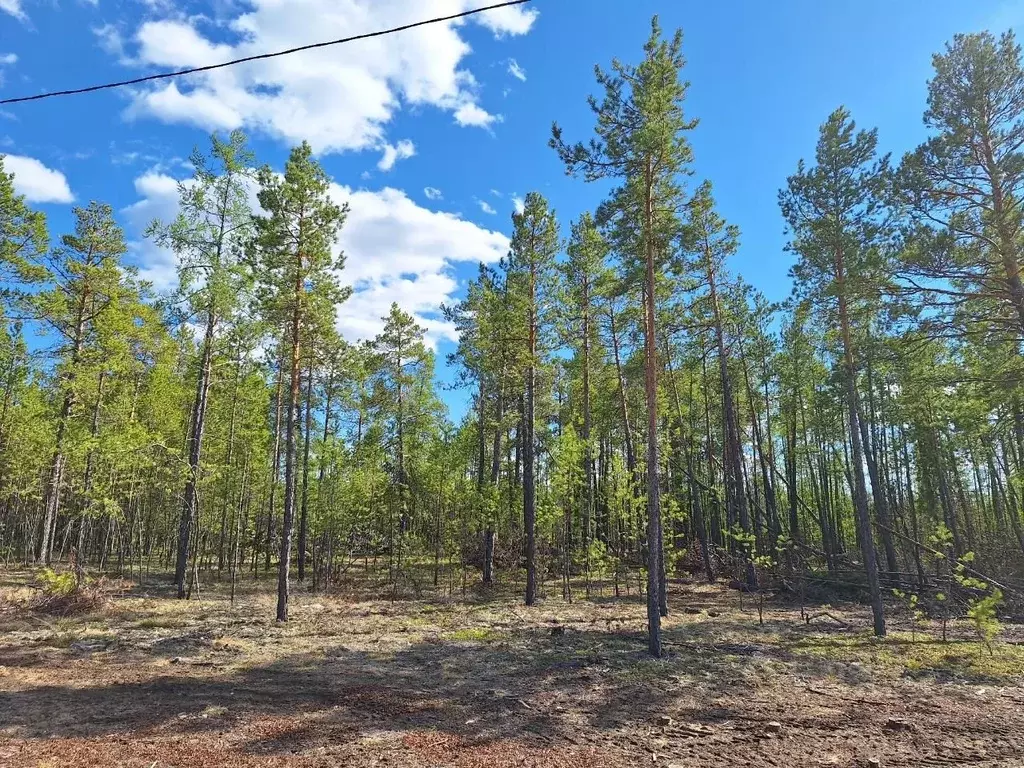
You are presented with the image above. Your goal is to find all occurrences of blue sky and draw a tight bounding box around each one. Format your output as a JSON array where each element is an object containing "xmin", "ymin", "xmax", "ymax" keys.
[{"xmin": 1, "ymin": 0, "xmax": 1020, "ymax": 418}]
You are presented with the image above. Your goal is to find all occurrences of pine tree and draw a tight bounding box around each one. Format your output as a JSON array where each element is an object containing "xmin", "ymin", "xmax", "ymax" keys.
[
  {"xmin": 561, "ymin": 213, "xmax": 608, "ymax": 584},
  {"xmin": 149, "ymin": 130, "xmax": 256, "ymax": 598},
  {"xmin": 369, "ymin": 303, "xmax": 434, "ymax": 578},
  {"xmin": 780, "ymin": 107, "xmax": 889, "ymax": 637},
  {"xmin": 253, "ymin": 143, "xmax": 349, "ymax": 622},
  {"xmin": 683, "ymin": 181, "xmax": 756, "ymax": 584},
  {"xmin": 507, "ymin": 192, "xmax": 560, "ymax": 606},
  {"xmin": 897, "ymin": 31, "xmax": 1024, "ymax": 339},
  {"xmin": 552, "ymin": 16, "xmax": 697, "ymax": 656},
  {"xmin": 0, "ymin": 155, "xmax": 49, "ymax": 302},
  {"xmin": 14, "ymin": 204, "xmax": 133, "ymax": 563}
]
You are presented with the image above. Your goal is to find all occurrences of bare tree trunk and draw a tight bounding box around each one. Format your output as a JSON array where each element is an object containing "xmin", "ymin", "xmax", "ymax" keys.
[
  {"xmin": 836, "ymin": 248, "xmax": 885, "ymax": 637},
  {"xmin": 277, "ymin": 239, "xmax": 304, "ymax": 622},
  {"xmin": 524, "ymin": 258, "xmax": 537, "ymax": 606},
  {"xmin": 704, "ymin": 250, "xmax": 753, "ymax": 586},
  {"xmin": 263, "ymin": 362, "xmax": 284, "ymax": 574},
  {"xmin": 77, "ymin": 371, "xmax": 105, "ymax": 560},
  {"xmin": 581, "ymin": 278, "xmax": 595, "ymax": 578},
  {"xmin": 40, "ymin": 287, "xmax": 90, "ymax": 565},
  {"xmin": 298, "ymin": 354, "xmax": 314, "ymax": 581},
  {"xmin": 643, "ymin": 159, "xmax": 662, "ymax": 657}
]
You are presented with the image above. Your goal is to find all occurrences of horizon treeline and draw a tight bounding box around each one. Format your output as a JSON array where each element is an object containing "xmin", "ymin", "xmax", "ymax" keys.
[{"xmin": 1, "ymin": 19, "xmax": 1023, "ymax": 656}]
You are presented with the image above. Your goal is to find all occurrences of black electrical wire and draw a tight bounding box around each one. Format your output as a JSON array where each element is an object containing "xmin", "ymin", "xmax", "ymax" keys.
[{"xmin": 0, "ymin": 0, "xmax": 533, "ymax": 106}]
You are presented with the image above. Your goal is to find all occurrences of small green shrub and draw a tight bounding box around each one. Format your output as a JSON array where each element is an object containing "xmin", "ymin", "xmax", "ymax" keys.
[{"xmin": 38, "ymin": 568, "xmax": 77, "ymax": 597}]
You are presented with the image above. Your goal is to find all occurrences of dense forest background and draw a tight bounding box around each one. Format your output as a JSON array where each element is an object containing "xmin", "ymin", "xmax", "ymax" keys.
[{"xmin": 2, "ymin": 18, "xmax": 1023, "ymax": 657}]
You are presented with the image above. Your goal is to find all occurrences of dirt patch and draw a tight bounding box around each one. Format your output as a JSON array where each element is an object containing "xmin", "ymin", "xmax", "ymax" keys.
[{"xmin": 0, "ymin": 573, "xmax": 1022, "ymax": 767}]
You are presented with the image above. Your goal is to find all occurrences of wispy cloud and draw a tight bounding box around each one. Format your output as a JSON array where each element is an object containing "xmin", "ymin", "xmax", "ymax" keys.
[
  {"xmin": 507, "ymin": 58, "xmax": 527, "ymax": 82},
  {"xmin": 0, "ymin": 0, "xmax": 26, "ymax": 22},
  {"xmin": 377, "ymin": 139, "xmax": 415, "ymax": 171}
]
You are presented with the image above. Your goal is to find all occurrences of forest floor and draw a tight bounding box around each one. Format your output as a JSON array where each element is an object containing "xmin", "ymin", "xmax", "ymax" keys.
[{"xmin": 1, "ymin": 568, "xmax": 1023, "ymax": 768}]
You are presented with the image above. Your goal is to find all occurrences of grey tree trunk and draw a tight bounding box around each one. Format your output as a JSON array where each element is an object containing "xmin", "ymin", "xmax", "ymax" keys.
[
  {"xmin": 836, "ymin": 248, "xmax": 885, "ymax": 637},
  {"xmin": 643, "ymin": 160, "xmax": 662, "ymax": 657},
  {"xmin": 524, "ymin": 261, "xmax": 537, "ymax": 606}
]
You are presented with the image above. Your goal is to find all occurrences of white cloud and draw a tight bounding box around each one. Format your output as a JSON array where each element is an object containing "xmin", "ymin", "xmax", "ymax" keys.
[
  {"xmin": 477, "ymin": 5, "xmax": 539, "ymax": 36},
  {"xmin": 124, "ymin": 171, "xmax": 509, "ymax": 348},
  {"xmin": 2, "ymin": 155, "xmax": 75, "ymax": 203},
  {"xmin": 334, "ymin": 184, "xmax": 508, "ymax": 346},
  {"xmin": 0, "ymin": 0, "xmax": 25, "ymax": 21},
  {"xmin": 120, "ymin": 171, "xmax": 184, "ymax": 290},
  {"xmin": 424, "ymin": 186, "xmax": 443, "ymax": 201},
  {"xmin": 454, "ymin": 102, "xmax": 501, "ymax": 128},
  {"xmin": 0, "ymin": 52, "xmax": 14, "ymax": 86},
  {"xmin": 93, "ymin": 24, "xmax": 128, "ymax": 61},
  {"xmin": 121, "ymin": 1, "xmax": 535, "ymax": 154},
  {"xmin": 507, "ymin": 58, "xmax": 526, "ymax": 82},
  {"xmin": 511, "ymin": 195, "xmax": 524, "ymax": 214},
  {"xmin": 476, "ymin": 198, "xmax": 496, "ymax": 215},
  {"xmin": 377, "ymin": 138, "xmax": 415, "ymax": 171}
]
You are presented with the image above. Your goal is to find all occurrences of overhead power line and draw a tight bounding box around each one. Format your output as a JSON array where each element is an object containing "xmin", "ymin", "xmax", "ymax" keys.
[{"xmin": 0, "ymin": 0, "xmax": 533, "ymax": 106}]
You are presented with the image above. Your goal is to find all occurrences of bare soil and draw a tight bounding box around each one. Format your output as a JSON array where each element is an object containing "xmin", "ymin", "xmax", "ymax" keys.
[{"xmin": 1, "ymin": 571, "xmax": 1022, "ymax": 767}]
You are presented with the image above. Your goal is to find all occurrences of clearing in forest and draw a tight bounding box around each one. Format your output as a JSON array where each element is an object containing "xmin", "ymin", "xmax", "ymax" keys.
[{"xmin": 1, "ymin": 572, "xmax": 1023, "ymax": 768}]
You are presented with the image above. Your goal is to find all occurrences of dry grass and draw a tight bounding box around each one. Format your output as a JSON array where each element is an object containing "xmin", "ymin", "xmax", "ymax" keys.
[{"xmin": 0, "ymin": 570, "xmax": 1022, "ymax": 767}]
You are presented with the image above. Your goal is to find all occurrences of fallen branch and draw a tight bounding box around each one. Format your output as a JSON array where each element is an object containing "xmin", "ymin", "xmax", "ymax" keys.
[{"xmin": 877, "ymin": 522, "xmax": 1021, "ymax": 598}]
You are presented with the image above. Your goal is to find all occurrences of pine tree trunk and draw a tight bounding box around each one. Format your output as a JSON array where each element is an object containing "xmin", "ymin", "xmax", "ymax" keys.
[
  {"xmin": 77, "ymin": 371, "xmax": 105, "ymax": 560},
  {"xmin": 277, "ymin": 244, "xmax": 304, "ymax": 622},
  {"xmin": 835, "ymin": 248, "xmax": 885, "ymax": 637},
  {"xmin": 40, "ymin": 287, "xmax": 90, "ymax": 565},
  {"xmin": 582, "ymin": 290, "xmax": 594, "ymax": 571},
  {"xmin": 176, "ymin": 308, "xmax": 216, "ymax": 597},
  {"xmin": 608, "ymin": 305, "xmax": 636, "ymax": 479},
  {"xmin": 524, "ymin": 260, "xmax": 537, "ymax": 606},
  {"xmin": 484, "ymin": 381, "xmax": 503, "ymax": 586},
  {"xmin": 643, "ymin": 159, "xmax": 662, "ymax": 657},
  {"xmin": 298, "ymin": 354, "xmax": 314, "ymax": 581},
  {"xmin": 706, "ymin": 252, "xmax": 753, "ymax": 585},
  {"xmin": 263, "ymin": 362, "xmax": 284, "ymax": 575},
  {"xmin": 217, "ymin": 351, "xmax": 241, "ymax": 574},
  {"xmin": 477, "ymin": 376, "xmax": 493, "ymax": 585}
]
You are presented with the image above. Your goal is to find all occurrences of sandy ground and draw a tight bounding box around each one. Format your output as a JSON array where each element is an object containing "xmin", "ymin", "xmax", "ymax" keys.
[{"xmin": 1, "ymin": 570, "xmax": 1023, "ymax": 767}]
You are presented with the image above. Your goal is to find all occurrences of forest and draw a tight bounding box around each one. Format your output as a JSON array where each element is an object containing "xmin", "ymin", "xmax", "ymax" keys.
[
  {"xmin": 3, "ymin": 16, "xmax": 1024, "ymax": 648},
  {"xmin": 2, "ymin": 15, "xmax": 1024, "ymax": 767}
]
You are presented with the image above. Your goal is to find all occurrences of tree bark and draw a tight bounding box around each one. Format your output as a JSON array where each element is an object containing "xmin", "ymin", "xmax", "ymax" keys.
[
  {"xmin": 524, "ymin": 252, "xmax": 538, "ymax": 606},
  {"xmin": 176, "ymin": 306, "xmax": 216, "ymax": 597},
  {"xmin": 643, "ymin": 158, "xmax": 663, "ymax": 657},
  {"xmin": 277, "ymin": 227, "xmax": 305, "ymax": 622},
  {"xmin": 835, "ymin": 247, "xmax": 885, "ymax": 637},
  {"xmin": 297, "ymin": 353, "xmax": 314, "ymax": 581},
  {"xmin": 40, "ymin": 284, "xmax": 90, "ymax": 565}
]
